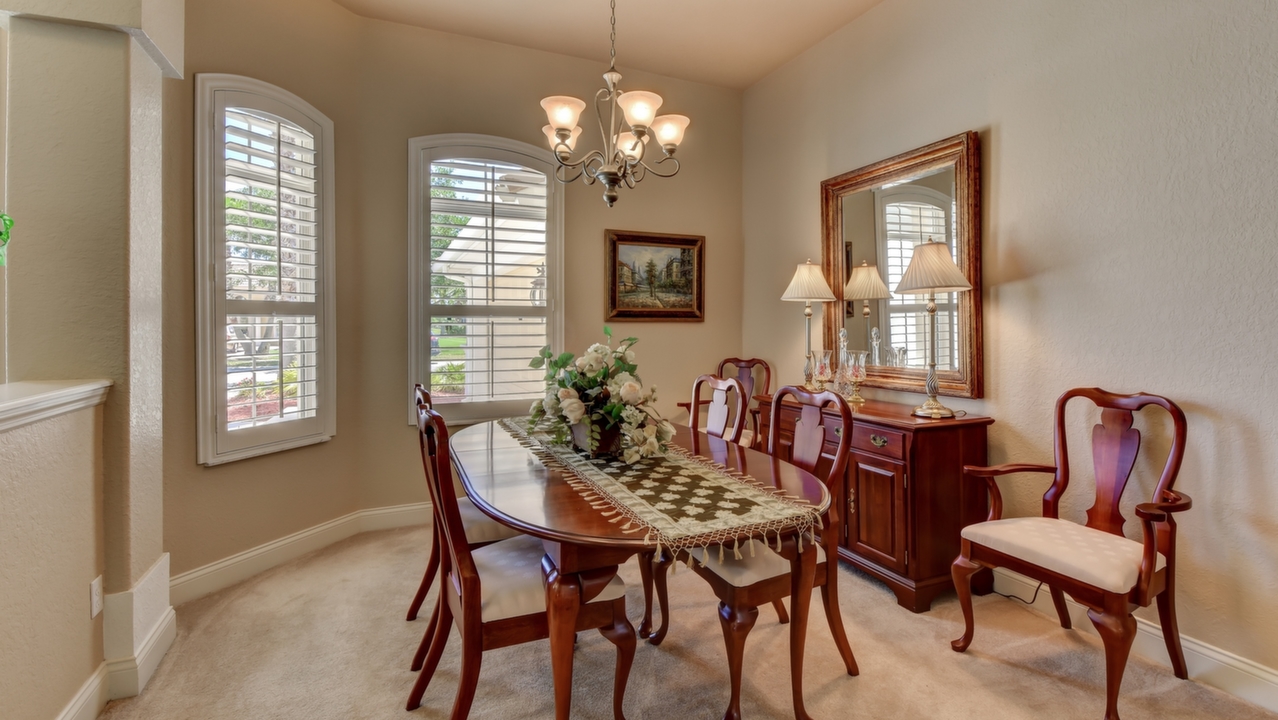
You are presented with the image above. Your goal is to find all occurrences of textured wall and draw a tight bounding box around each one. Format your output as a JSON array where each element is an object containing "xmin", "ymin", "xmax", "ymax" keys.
[
  {"xmin": 162, "ymin": 0, "xmax": 743, "ymax": 574},
  {"xmin": 0, "ymin": 409, "xmax": 104, "ymax": 720},
  {"xmin": 743, "ymin": 0, "xmax": 1278, "ymax": 667}
]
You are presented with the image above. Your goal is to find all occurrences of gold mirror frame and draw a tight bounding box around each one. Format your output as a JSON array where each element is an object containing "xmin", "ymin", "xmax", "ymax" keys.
[{"xmin": 820, "ymin": 131, "xmax": 983, "ymax": 399}]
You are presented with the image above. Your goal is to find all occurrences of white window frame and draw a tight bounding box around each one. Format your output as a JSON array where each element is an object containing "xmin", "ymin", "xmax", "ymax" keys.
[
  {"xmin": 195, "ymin": 74, "xmax": 337, "ymax": 465},
  {"xmin": 407, "ymin": 134, "xmax": 564, "ymax": 425}
]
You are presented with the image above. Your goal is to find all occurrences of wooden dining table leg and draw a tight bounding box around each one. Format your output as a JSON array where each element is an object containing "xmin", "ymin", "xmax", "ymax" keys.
[
  {"xmin": 788, "ymin": 537, "xmax": 818, "ymax": 720},
  {"xmin": 543, "ymin": 558, "xmax": 583, "ymax": 720}
]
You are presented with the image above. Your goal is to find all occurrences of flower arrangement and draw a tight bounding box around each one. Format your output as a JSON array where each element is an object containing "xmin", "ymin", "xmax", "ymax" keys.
[{"xmin": 528, "ymin": 327, "xmax": 674, "ymax": 463}]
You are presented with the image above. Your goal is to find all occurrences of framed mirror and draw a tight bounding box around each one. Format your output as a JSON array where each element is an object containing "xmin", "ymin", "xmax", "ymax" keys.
[{"xmin": 821, "ymin": 131, "xmax": 983, "ymax": 398}]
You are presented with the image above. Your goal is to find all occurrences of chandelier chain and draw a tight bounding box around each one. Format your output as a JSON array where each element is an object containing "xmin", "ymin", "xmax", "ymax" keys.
[{"xmin": 609, "ymin": 0, "xmax": 617, "ymax": 69}]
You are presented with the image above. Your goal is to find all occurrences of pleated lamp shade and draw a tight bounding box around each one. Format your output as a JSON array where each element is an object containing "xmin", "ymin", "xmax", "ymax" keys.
[
  {"xmin": 781, "ymin": 261, "xmax": 836, "ymax": 302},
  {"xmin": 895, "ymin": 240, "xmax": 972, "ymax": 294},
  {"xmin": 844, "ymin": 261, "xmax": 891, "ymax": 300}
]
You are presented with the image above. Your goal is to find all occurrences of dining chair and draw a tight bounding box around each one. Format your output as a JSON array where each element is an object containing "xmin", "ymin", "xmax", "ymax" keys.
[
  {"xmin": 405, "ymin": 388, "xmax": 521, "ymax": 672},
  {"xmin": 638, "ymin": 374, "xmax": 748, "ymax": 644},
  {"xmin": 677, "ymin": 358, "xmax": 771, "ymax": 448},
  {"xmin": 686, "ymin": 385, "xmax": 859, "ymax": 719},
  {"xmin": 406, "ymin": 396, "xmax": 637, "ymax": 718},
  {"xmin": 951, "ymin": 388, "xmax": 1191, "ymax": 720}
]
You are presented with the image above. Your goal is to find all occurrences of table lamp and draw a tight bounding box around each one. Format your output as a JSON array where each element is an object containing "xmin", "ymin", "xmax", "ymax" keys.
[
  {"xmin": 844, "ymin": 260, "xmax": 891, "ymax": 318},
  {"xmin": 893, "ymin": 239, "xmax": 971, "ymax": 418},
  {"xmin": 781, "ymin": 259, "xmax": 836, "ymax": 389}
]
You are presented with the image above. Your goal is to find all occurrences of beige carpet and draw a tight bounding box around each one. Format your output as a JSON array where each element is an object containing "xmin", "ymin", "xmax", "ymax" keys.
[{"xmin": 101, "ymin": 526, "xmax": 1270, "ymax": 719}]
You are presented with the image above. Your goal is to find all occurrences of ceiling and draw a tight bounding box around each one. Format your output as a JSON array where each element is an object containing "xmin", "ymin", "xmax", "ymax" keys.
[{"xmin": 332, "ymin": 0, "xmax": 886, "ymax": 89}]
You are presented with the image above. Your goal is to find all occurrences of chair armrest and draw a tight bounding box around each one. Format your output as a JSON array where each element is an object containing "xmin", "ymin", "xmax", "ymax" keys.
[
  {"xmin": 676, "ymin": 401, "xmax": 691, "ymax": 412},
  {"xmin": 1134, "ymin": 490, "xmax": 1192, "ymax": 601},
  {"xmin": 962, "ymin": 464, "xmax": 1055, "ymax": 522},
  {"xmin": 1135, "ymin": 490, "xmax": 1193, "ymax": 523},
  {"xmin": 962, "ymin": 463, "xmax": 1056, "ymax": 477}
]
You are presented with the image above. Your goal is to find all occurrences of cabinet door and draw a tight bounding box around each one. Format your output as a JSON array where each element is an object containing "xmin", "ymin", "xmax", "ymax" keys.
[{"xmin": 846, "ymin": 451, "xmax": 908, "ymax": 575}]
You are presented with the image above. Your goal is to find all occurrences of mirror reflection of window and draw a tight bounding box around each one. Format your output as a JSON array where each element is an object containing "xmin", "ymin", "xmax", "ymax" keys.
[{"xmin": 874, "ymin": 185, "xmax": 958, "ymax": 371}]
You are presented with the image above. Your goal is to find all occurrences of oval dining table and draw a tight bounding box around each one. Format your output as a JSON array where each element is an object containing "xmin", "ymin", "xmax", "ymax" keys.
[{"xmin": 450, "ymin": 420, "xmax": 832, "ymax": 720}]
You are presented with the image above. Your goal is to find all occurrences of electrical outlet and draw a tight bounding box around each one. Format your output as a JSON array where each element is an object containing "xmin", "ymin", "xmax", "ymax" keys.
[{"xmin": 90, "ymin": 576, "xmax": 103, "ymax": 618}]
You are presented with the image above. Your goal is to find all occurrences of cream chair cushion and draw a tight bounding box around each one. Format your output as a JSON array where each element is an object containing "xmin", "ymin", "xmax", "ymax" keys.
[
  {"xmin": 690, "ymin": 540, "xmax": 826, "ymax": 588},
  {"xmin": 962, "ymin": 517, "xmax": 1166, "ymax": 594},
  {"xmin": 470, "ymin": 534, "xmax": 626, "ymax": 622},
  {"xmin": 457, "ymin": 497, "xmax": 522, "ymax": 544}
]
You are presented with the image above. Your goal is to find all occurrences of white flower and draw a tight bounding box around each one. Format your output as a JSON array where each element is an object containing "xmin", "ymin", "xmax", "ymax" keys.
[
  {"xmin": 643, "ymin": 423, "xmax": 658, "ymax": 439},
  {"xmin": 623, "ymin": 348, "xmax": 636, "ymax": 363},
  {"xmin": 657, "ymin": 420, "xmax": 675, "ymax": 442},
  {"xmin": 542, "ymin": 393, "xmax": 561, "ymax": 415},
  {"xmin": 620, "ymin": 405, "xmax": 645, "ymax": 428},
  {"xmin": 607, "ymin": 371, "xmax": 635, "ymax": 397},
  {"xmin": 557, "ymin": 387, "xmax": 579, "ymax": 402},
  {"xmin": 575, "ymin": 352, "xmax": 605, "ymax": 376},
  {"xmin": 587, "ymin": 343, "xmax": 611, "ymax": 357},
  {"xmin": 560, "ymin": 397, "xmax": 587, "ymax": 424},
  {"xmin": 624, "ymin": 448, "xmax": 643, "ymax": 464},
  {"xmin": 620, "ymin": 380, "xmax": 644, "ymax": 405},
  {"xmin": 529, "ymin": 400, "xmax": 541, "ymax": 415},
  {"xmin": 644, "ymin": 436, "xmax": 661, "ymax": 455}
]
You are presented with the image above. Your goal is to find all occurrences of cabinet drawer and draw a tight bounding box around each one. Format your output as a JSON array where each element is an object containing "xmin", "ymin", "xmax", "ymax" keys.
[{"xmin": 850, "ymin": 425, "xmax": 905, "ymax": 460}]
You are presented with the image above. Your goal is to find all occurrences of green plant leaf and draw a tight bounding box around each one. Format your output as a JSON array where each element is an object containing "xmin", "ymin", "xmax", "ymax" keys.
[
  {"xmin": 603, "ymin": 325, "xmax": 612, "ymax": 338},
  {"xmin": 529, "ymin": 356, "xmax": 545, "ymax": 368},
  {"xmin": 556, "ymin": 351, "xmax": 575, "ymax": 366}
]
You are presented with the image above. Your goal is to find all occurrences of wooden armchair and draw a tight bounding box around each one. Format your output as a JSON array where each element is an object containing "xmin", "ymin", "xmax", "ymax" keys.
[
  {"xmin": 406, "ymin": 394, "xmax": 636, "ymax": 718},
  {"xmin": 638, "ymin": 374, "xmax": 748, "ymax": 644},
  {"xmin": 951, "ymin": 388, "xmax": 1191, "ymax": 720},
  {"xmin": 677, "ymin": 358, "xmax": 771, "ymax": 447},
  {"xmin": 686, "ymin": 386, "xmax": 859, "ymax": 719}
]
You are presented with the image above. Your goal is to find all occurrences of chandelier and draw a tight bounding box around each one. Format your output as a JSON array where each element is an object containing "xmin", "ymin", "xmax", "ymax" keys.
[{"xmin": 538, "ymin": 0, "xmax": 689, "ymax": 207}]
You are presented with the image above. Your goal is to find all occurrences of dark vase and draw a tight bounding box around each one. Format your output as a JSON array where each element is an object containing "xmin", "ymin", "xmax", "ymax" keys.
[{"xmin": 570, "ymin": 421, "xmax": 622, "ymax": 458}]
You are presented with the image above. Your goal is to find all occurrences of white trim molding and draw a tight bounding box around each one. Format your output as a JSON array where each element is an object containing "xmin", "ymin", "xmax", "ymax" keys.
[
  {"xmin": 0, "ymin": 380, "xmax": 111, "ymax": 433},
  {"xmin": 105, "ymin": 553, "xmax": 175, "ymax": 699},
  {"xmin": 54, "ymin": 662, "xmax": 110, "ymax": 720},
  {"xmin": 994, "ymin": 568, "xmax": 1278, "ymax": 714},
  {"xmin": 170, "ymin": 503, "xmax": 432, "ymax": 606}
]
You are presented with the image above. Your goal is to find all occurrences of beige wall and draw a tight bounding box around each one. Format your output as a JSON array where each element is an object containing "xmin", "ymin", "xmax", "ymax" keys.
[
  {"xmin": 163, "ymin": 0, "xmax": 743, "ymax": 573},
  {"xmin": 743, "ymin": 0, "xmax": 1278, "ymax": 667},
  {"xmin": 0, "ymin": 408, "xmax": 104, "ymax": 720}
]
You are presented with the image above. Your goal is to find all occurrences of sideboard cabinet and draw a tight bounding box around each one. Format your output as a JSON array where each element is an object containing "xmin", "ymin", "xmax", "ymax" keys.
[{"xmin": 755, "ymin": 395, "xmax": 995, "ymax": 612}]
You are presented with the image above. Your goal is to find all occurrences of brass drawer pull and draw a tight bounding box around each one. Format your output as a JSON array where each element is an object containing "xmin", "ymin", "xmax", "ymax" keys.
[{"xmin": 871, "ymin": 434, "xmax": 889, "ymax": 448}]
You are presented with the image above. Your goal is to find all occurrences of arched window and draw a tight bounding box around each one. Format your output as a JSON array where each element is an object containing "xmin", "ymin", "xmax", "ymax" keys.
[
  {"xmin": 408, "ymin": 134, "xmax": 564, "ymax": 424},
  {"xmin": 195, "ymin": 74, "xmax": 336, "ymax": 465},
  {"xmin": 874, "ymin": 185, "xmax": 958, "ymax": 370}
]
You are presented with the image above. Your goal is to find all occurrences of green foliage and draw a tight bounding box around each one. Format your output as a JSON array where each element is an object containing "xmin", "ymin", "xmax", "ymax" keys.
[
  {"xmin": 431, "ymin": 362, "xmax": 466, "ymax": 395},
  {"xmin": 0, "ymin": 212, "xmax": 13, "ymax": 267},
  {"xmin": 429, "ymin": 167, "xmax": 470, "ymax": 306}
]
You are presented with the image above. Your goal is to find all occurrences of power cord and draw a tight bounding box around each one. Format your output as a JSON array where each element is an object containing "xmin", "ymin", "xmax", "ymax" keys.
[{"xmin": 992, "ymin": 581, "xmax": 1043, "ymax": 605}]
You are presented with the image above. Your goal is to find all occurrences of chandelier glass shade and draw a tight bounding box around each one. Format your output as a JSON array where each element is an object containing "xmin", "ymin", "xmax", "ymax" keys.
[{"xmin": 538, "ymin": 1, "xmax": 689, "ymax": 206}]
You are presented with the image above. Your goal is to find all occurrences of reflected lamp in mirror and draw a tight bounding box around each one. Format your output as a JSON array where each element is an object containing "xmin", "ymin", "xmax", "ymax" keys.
[
  {"xmin": 781, "ymin": 260, "xmax": 836, "ymax": 389},
  {"xmin": 895, "ymin": 239, "xmax": 973, "ymax": 419},
  {"xmin": 844, "ymin": 261, "xmax": 891, "ymax": 318}
]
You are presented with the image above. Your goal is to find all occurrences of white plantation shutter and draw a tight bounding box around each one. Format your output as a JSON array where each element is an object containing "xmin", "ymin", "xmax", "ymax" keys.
[
  {"xmin": 409, "ymin": 135, "xmax": 563, "ymax": 424},
  {"xmin": 196, "ymin": 75, "xmax": 337, "ymax": 465},
  {"xmin": 875, "ymin": 186, "xmax": 958, "ymax": 370}
]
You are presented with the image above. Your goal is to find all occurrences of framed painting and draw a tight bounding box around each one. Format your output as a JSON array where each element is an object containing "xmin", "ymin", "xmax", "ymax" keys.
[{"xmin": 606, "ymin": 229, "xmax": 704, "ymax": 322}]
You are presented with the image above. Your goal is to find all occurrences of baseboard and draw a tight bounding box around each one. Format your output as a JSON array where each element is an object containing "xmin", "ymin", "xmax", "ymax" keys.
[
  {"xmin": 993, "ymin": 568, "xmax": 1278, "ymax": 713},
  {"xmin": 54, "ymin": 662, "xmax": 109, "ymax": 720},
  {"xmin": 169, "ymin": 502, "xmax": 432, "ymax": 606},
  {"xmin": 104, "ymin": 606, "xmax": 177, "ymax": 699},
  {"xmin": 105, "ymin": 554, "xmax": 175, "ymax": 699}
]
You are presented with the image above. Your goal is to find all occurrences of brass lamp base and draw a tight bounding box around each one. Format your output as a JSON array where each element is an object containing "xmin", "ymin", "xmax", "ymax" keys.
[{"xmin": 912, "ymin": 395, "xmax": 955, "ymax": 419}]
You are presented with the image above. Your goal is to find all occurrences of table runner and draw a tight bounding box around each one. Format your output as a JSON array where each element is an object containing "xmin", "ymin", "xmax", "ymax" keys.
[{"xmin": 499, "ymin": 418, "xmax": 822, "ymax": 565}]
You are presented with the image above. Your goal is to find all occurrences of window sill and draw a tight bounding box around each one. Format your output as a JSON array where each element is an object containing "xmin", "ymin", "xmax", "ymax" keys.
[{"xmin": 0, "ymin": 379, "xmax": 113, "ymax": 434}]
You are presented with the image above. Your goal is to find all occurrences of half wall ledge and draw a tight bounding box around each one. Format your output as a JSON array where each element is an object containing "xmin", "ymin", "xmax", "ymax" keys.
[{"xmin": 0, "ymin": 380, "xmax": 113, "ymax": 433}]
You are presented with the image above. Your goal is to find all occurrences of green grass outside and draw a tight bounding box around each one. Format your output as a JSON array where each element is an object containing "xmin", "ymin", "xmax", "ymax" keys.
[{"xmin": 435, "ymin": 335, "xmax": 465, "ymax": 359}]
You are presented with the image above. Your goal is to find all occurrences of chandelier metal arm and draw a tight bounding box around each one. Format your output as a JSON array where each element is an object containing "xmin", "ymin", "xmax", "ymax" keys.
[{"xmin": 638, "ymin": 154, "xmax": 680, "ymax": 179}]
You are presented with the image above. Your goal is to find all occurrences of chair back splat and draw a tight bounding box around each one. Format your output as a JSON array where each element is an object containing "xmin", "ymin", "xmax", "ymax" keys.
[
  {"xmin": 1047, "ymin": 388, "xmax": 1188, "ymax": 537},
  {"xmin": 414, "ymin": 386, "xmax": 479, "ymax": 596},
  {"xmin": 767, "ymin": 385, "xmax": 853, "ymax": 518},
  {"xmin": 690, "ymin": 374, "xmax": 747, "ymax": 442}
]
